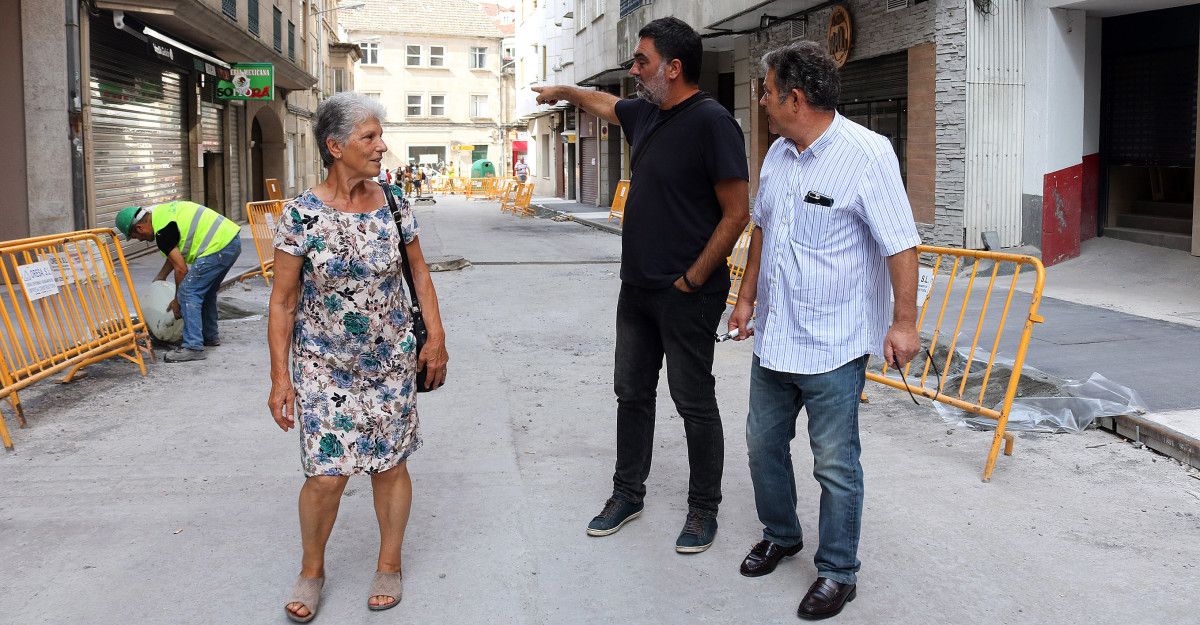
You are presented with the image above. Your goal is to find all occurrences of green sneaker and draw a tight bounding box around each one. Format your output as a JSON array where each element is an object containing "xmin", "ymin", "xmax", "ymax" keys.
[
  {"xmin": 675, "ymin": 510, "xmax": 717, "ymax": 553},
  {"xmin": 586, "ymin": 497, "xmax": 643, "ymax": 537}
]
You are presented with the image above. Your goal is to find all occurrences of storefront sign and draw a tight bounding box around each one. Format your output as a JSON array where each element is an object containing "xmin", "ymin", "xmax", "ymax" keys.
[
  {"xmin": 454, "ymin": 145, "xmax": 476, "ymax": 151},
  {"xmin": 148, "ymin": 40, "xmax": 178, "ymax": 64},
  {"xmin": 217, "ymin": 63, "xmax": 274, "ymax": 100},
  {"xmin": 828, "ymin": 5, "xmax": 853, "ymax": 68}
]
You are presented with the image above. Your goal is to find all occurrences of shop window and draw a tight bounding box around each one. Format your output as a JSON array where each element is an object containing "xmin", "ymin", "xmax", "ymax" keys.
[{"xmin": 841, "ymin": 99, "xmax": 908, "ymax": 183}]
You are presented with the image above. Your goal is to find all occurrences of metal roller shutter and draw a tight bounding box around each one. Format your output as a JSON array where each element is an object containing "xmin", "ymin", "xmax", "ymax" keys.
[
  {"xmin": 580, "ymin": 137, "xmax": 598, "ymax": 205},
  {"xmin": 229, "ymin": 106, "xmax": 244, "ymax": 220},
  {"xmin": 838, "ymin": 51, "xmax": 908, "ymax": 104},
  {"xmin": 200, "ymin": 101, "xmax": 223, "ymax": 151},
  {"xmin": 90, "ymin": 41, "xmax": 189, "ymax": 255}
]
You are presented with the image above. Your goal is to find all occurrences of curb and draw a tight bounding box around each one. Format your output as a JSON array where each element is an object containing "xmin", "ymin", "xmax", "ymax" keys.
[
  {"xmin": 1098, "ymin": 414, "xmax": 1200, "ymax": 470},
  {"xmin": 532, "ymin": 203, "xmax": 623, "ymax": 236}
]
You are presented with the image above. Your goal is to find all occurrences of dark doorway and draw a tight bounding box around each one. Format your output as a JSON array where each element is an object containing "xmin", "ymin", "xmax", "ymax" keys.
[
  {"xmin": 203, "ymin": 153, "xmax": 226, "ymax": 215},
  {"xmin": 554, "ymin": 131, "xmax": 564, "ymax": 197},
  {"xmin": 717, "ymin": 72, "xmax": 735, "ymax": 114},
  {"xmin": 1101, "ymin": 5, "xmax": 1199, "ymax": 250},
  {"xmin": 251, "ymin": 118, "xmax": 264, "ymax": 201},
  {"xmin": 565, "ymin": 141, "xmax": 577, "ymax": 201}
]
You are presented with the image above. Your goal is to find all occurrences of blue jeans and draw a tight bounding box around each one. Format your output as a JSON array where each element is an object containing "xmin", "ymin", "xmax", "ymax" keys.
[
  {"xmin": 177, "ymin": 237, "xmax": 241, "ymax": 351},
  {"xmin": 746, "ymin": 354, "xmax": 868, "ymax": 585}
]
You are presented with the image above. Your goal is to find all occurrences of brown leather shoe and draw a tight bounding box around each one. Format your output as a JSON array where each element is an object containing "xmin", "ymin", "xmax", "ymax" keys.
[
  {"xmin": 739, "ymin": 539, "xmax": 803, "ymax": 577},
  {"xmin": 796, "ymin": 577, "xmax": 856, "ymax": 620}
]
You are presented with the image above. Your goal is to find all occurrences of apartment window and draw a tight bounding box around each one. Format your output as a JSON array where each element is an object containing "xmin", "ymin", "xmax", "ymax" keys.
[
  {"xmin": 272, "ymin": 7, "xmax": 282, "ymax": 52},
  {"xmin": 470, "ymin": 94, "xmax": 489, "ymax": 118},
  {"xmin": 407, "ymin": 94, "xmax": 423, "ymax": 116},
  {"xmin": 222, "ymin": 0, "xmax": 237, "ymax": 20},
  {"xmin": 359, "ymin": 42, "xmax": 379, "ymax": 65},
  {"xmin": 406, "ymin": 45, "xmax": 422, "ymax": 66},
  {"xmin": 248, "ymin": 0, "xmax": 259, "ymax": 35},
  {"xmin": 364, "ymin": 92, "xmax": 381, "ymax": 101},
  {"xmin": 287, "ymin": 21, "xmax": 295, "ymax": 60},
  {"xmin": 429, "ymin": 46, "xmax": 445, "ymax": 67},
  {"xmin": 593, "ymin": 0, "xmax": 604, "ymax": 19},
  {"xmin": 430, "ymin": 95, "xmax": 446, "ymax": 116},
  {"xmin": 332, "ymin": 68, "xmax": 345, "ymax": 92},
  {"xmin": 470, "ymin": 46, "xmax": 487, "ymax": 69}
]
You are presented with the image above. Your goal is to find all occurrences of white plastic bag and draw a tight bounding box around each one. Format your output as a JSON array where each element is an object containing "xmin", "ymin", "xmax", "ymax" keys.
[{"xmin": 142, "ymin": 280, "xmax": 184, "ymax": 343}]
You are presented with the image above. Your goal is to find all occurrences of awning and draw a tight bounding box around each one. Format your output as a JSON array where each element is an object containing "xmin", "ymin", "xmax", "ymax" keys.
[
  {"xmin": 705, "ymin": 0, "xmax": 833, "ymax": 34},
  {"xmin": 95, "ymin": 0, "xmax": 316, "ymax": 90},
  {"xmin": 578, "ymin": 65, "xmax": 628, "ymax": 87}
]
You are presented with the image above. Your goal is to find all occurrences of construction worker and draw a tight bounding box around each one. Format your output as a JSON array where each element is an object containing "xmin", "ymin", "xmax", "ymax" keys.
[{"xmin": 115, "ymin": 202, "xmax": 242, "ymax": 362}]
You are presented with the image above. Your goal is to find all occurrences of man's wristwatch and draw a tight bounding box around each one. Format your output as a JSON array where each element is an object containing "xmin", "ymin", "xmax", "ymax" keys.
[{"xmin": 681, "ymin": 274, "xmax": 700, "ymax": 291}]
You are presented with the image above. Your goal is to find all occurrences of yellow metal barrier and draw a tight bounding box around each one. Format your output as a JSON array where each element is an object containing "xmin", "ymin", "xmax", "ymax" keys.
[
  {"xmin": 865, "ymin": 245, "xmax": 1046, "ymax": 482},
  {"xmin": 725, "ymin": 223, "xmax": 755, "ymax": 306},
  {"xmin": 607, "ymin": 180, "xmax": 631, "ymax": 225},
  {"xmin": 241, "ymin": 200, "xmax": 285, "ymax": 285},
  {"xmin": 0, "ymin": 230, "xmax": 151, "ymax": 449},
  {"xmin": 499, "ymin": 180, "xmax": 519, "ymax": 213},
  {"xmin": 515, "ymin": 183, "xmax": 536, "ymax": 216},
  {"xmin": 723, "ymin": 241, "xmax": 1047, "ymax": 482}
]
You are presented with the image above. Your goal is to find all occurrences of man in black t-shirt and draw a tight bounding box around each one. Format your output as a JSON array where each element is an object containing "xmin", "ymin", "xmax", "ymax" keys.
[{"xmin": 534, "ymin": 16, "xmax": 749, "ymax": 555}]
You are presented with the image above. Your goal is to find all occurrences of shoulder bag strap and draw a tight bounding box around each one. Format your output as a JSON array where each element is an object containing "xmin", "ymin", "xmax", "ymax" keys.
[
  {"xmin": 380, "ymin": 180, "xmax": 422, "ymax": 316},
  {"xmin": 629, "ymin": 94, "xmax": 711, "ymax": 175}
]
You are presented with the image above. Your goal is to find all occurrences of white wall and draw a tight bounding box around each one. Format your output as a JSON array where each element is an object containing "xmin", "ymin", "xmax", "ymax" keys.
[
  {"xmin": 1023, "ymin": 3, "xmax": 1088, "ymax": 195},
  {"xmin": 1083, "ymin": 15, "xmax": 1103, "ymax": 155}
]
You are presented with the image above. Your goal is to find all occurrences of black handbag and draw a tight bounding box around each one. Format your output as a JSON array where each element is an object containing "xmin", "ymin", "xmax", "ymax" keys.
[{"xmin": 380, "ymin": 180, "xmax": 435, "ymax": 393}]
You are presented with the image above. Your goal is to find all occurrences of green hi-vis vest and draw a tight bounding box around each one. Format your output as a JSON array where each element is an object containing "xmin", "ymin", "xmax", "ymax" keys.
[{"xmin": 149, "ymin": 201, "xmax": 240, "ymax": 263}]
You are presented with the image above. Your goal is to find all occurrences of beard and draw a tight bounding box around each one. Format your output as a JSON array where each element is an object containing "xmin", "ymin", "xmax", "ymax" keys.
[{"xmin": 635, "ymin": 64, "xmax": 668, "ymax": 106}]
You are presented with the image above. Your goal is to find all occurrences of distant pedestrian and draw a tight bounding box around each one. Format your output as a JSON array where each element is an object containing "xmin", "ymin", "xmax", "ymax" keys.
[
  {"xmin": 115, "ymin": 201, "xmax": 242, "ymax": 363},
  {"xmin": 268, "ymin": 91, "xmax": 449, "ymax": 623},
  {"xmin": 413, "ymin": 166, "xmax": 424, "ymax": 197},
  {"xmin": 514, "ymin": 157, "xmax": 529, "ymax": 183},
  {"xmin": 402, "ymin": 165, "xmax": 414, "ymax": 197},
  {"xmin": 534, "ymin": 16, "xmax": 749, "ymax": 554},
  {"xmin": 726, "ymin": 41, "xmax": 921, "ymax": 620}
]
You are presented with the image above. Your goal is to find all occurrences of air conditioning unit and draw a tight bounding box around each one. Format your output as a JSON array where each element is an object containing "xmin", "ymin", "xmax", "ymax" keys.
[{"xmin": 885, "ymin": 0, "xmax": 909, "ymax": 11}]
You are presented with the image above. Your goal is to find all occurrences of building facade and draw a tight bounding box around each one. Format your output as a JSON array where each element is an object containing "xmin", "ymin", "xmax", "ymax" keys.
[
  {"xmin": 563, "ymin": 0, "xmax": 1200, "ymax": 260},
  {"xmin": 514, "ymin": 0, "xmax": 577, "ymax": 198},
  {"xmin": 343, "ymin": 0, "xmax": 506, "ymax": 176},
  {"xmin": 0, "ymin": 0, "xmax": 361, "ymax": 255}
]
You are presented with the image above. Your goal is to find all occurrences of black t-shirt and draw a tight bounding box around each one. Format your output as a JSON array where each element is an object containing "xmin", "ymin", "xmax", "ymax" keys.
[
  {"xmin": 156, "ymin": 222, "xmax": 181, "ymax": 255},
  {"xmin": 614, "ymin": 92, "xmax": 748, "ymax": 293}
]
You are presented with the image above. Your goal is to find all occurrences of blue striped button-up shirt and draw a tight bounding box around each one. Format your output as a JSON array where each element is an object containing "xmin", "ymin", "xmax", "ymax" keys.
[{"xmin": 752, "ymin": 113, "xmax": 921, "ymax": 374}]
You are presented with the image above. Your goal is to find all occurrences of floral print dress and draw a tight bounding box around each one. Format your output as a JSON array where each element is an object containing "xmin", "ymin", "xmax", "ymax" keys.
[{"xmin": 274, "ymin": 187, "xmax": 422, "ymax": 477}]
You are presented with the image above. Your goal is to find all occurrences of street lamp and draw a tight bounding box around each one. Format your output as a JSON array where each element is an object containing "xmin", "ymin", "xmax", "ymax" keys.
[{"xmin": 312, "ymin": 1, "xmax": 364, "ymax": 15}]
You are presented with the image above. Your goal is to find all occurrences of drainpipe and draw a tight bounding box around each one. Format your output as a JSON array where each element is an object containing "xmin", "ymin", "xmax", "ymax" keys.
[{"xmin": 66, "ymin": 0, "xmax": 86, "ymax": 229}]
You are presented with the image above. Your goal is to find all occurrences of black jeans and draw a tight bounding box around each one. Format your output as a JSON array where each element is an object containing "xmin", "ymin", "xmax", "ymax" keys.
[{"xmin": 612, "ymin": 283, "xmax": 727, "ymax": 516}]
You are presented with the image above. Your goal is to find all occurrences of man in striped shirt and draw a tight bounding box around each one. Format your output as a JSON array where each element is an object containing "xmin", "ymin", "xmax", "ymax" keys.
[{"xmin": 728, "ymin": 41, "xmax": 921, "ymax": 620}]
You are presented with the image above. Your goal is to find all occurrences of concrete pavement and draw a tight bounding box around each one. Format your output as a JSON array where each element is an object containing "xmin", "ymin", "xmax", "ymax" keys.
[{"xmin": 2, "ymin": 198, "xmax": 1198, "ymax": 624}]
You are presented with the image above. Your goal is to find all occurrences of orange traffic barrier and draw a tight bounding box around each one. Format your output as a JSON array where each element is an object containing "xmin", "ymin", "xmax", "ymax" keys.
[
  {"xmin": 723, "ymin": 241, "xmax": 1047, "ymax": 482},
  {"xmin": 499, "ymin": 180, "xmax": 519, "ymax": 213},
  {"xmin": 241, "ymin": 200, "xmax": 285, "ymax": 286},
  {"xmin": 607, "ymin": 180, "xmax": 630, "ymax": 225},
  {"xmin": 725, "ymin": 223, "xmax": 755, "ymax": 306},
  {"xmin": 0, "ymin": 229, "xmax": 151, "ymax": 449},
  {"xmin": 865, "ymin": 246, "xmax": 1046, "ymax": 482},
  {"xmin": 515, "ymin": 183, "xmax": 535, "ymax": 216}
]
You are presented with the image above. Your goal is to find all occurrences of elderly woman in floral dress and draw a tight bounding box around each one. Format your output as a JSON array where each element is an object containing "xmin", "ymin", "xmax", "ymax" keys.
[{"xmin": 268, "ymin": 91, "xmax": 448, "ymax": 623}]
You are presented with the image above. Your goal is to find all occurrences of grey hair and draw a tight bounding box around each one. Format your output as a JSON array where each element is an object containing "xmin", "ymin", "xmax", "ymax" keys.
[
  {"xmin": 312, "ymin": 92, "xmax": 387, "ymax": 168},
  {"xmin": 760, "ymin": 41, "xmax": 840, "ymax": 111}
]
